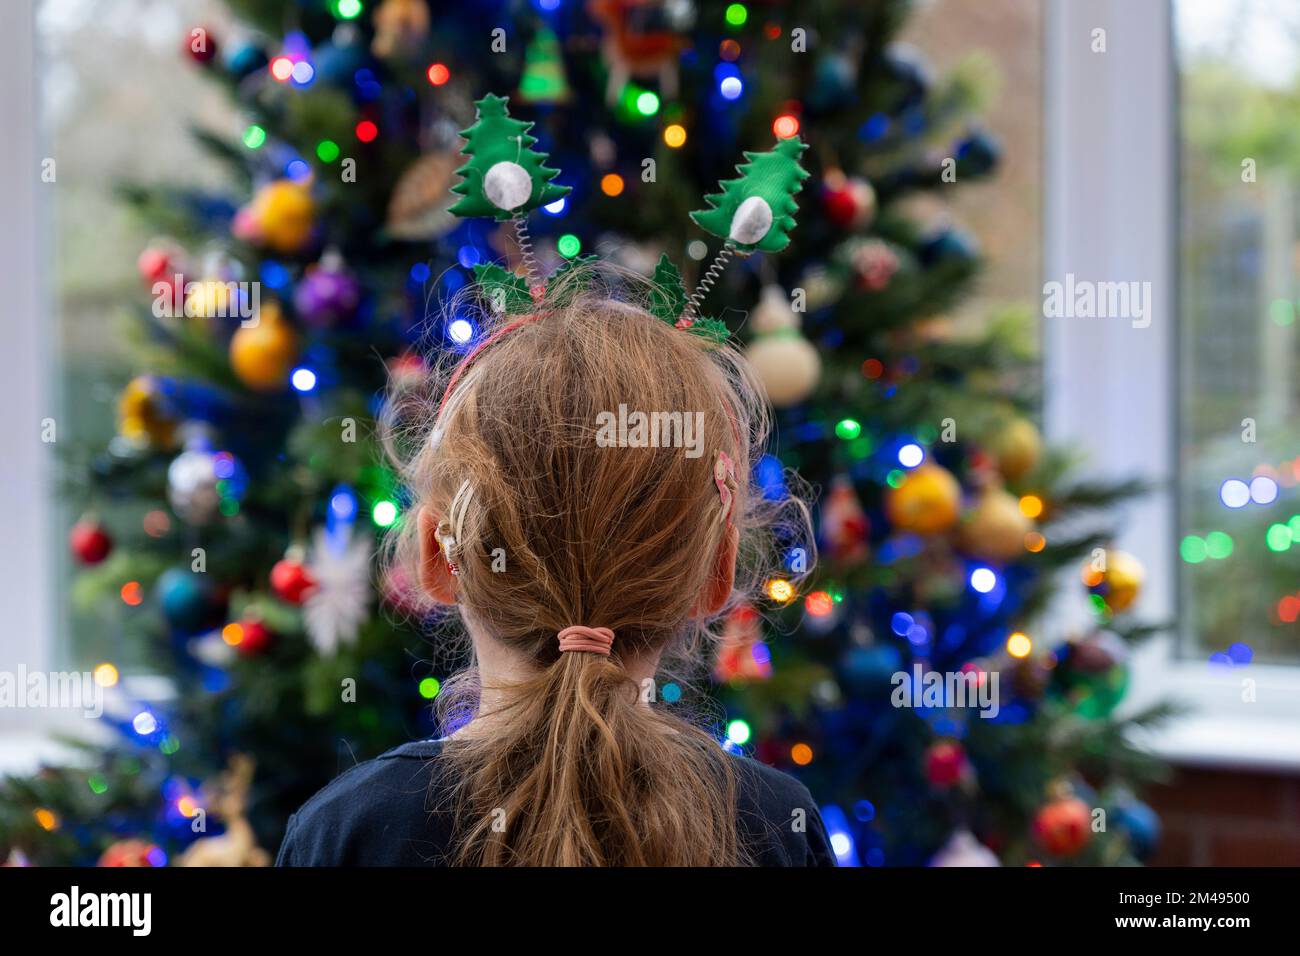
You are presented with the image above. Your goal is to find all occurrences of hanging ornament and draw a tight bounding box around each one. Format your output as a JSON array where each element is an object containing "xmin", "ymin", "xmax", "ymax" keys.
[
  {"xmin": 1009, "ymin": 653, "xmax": 1052, "ymax": 701},
  {"xmin": 987, "ymin": 416, "xmax": 1042, "ymax": 481},
  {"xmin": 224, "ymin": 42, "xmax": 268, "ymax": 80},
  {"xmin": 848, "ymin": 238, "xmax": 902, "ymax": 292},
  {"xmin": 821, "ymin": 474, "xmax": 869, "ymax": 562},
  {"xmin": 167, "ymin": 449, "xmax": 220, "ymax": 525},
  {"xmin": 929, "ymin": 829, "xmax": 1001, "ymax": 867},
  {"xmin": 590, "ymin": 0, "xmax": 687, "ymax": 105},
  {"xmin": 271, "ymin": 552, "xmax": 317, "ymax": 605},
  {"xmin": 230, "ymin": 301, "xmax": 299, "ymax": 392},
  {"xmin": 1068, "ymin": 629, "xmax": 1130, "ymax": 674},
  {"xmin": 958, "ymin": 483, "xmax": 1033, "ymax": 563},
  {"xmin": 294, "ymin": 252, "xmax": 361, "ymax": 328},
  {"xmin": 234, "ymin": 180, "xmax": 316, "ymax": 254},
  {"xmin": 370, "ymin": 0, "xmax": 430, "ymax": 60},
  {"xmin": 954, "ymin": 128, "xmax": 1002, "ymax": 179},
  {"xmin": 183, "ymin": 25, "xmax": 219, "ymax": 66},
  {"xmin": 156, "ymin": 567, "xmax": 225, "ymax": 635},
  {"xmin": 822, "ymin": 170, "xmax": 877, "ymax": 230},
  {"xmin": 1069, "ymin": 661, "xmax": 1129, "ymax": 719},
  {"xmin": 166, "ymin": 437, "xmax": 245, "ymax": 526},
  {"xmin": 385, "ymin": 151, "xmax": 460, "ymax": 240},
  {"xmin": 924, "ymin": 739, "xmax": 970, "ymax": 789},
  {"xmin": 885, "ymin": 463, "xmax": 962, "ymax": 535},
  {"xmin": 137, "ymin": 239, "xmax": 186, "ymax": 286},
  {"xmin": 713, "ymin": 603, "xmax": 772, "ymax": 683},
  {"xmin": 518, "ymin": 25, "xmax": 571, "ymax": 105},
  {"xmin": 98, "ymin": 839, "xmax": 164, "ymax": 867},
  {"xmin": 840, "ymin": 643, "xmax": 902, "ymax": 695},
  {"xmin": 744, "ymin": 285, "xmax": 821, "ymax": 407},
  {"xmin": 1080, "ymin": 549, "xmax": 1144, "ymax": 613},
  {"xmin": 303, "ymin": 524, "xmax": 372, "ymax": 655},
  {"xmin": 231, "ymin": 617, "xmax": 273, "ymax": 657},
  {"xmin": 69, "ymin": 517, "xmax": 113, "ymax": 565},
  {"xmin": 919, "ymin": 226, "xmax": 979, "ymax": 269},
  {"xmin": 883, "ymin": 43, "xmax": 932, "ymax": 113},
  {"xmin": 1113, "ymin": 798, "xmax": 1161, "ymax": 862},
  {"xmin": 117, "ymin": 376, "xmax": 179, "ymax": 450},
  {"xmin": 1031, "ymin": 796, "xmax": 1092, "ymax": 857}
]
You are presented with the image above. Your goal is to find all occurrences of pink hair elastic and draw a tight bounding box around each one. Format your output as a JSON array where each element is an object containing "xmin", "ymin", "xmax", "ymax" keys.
[{"xmin": 557, "ymin": 625, "xmax": 615, "ymax": 656}]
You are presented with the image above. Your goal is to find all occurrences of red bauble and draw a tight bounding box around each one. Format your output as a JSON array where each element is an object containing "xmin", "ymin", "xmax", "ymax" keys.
[
  {"xmin": 184, "ymin": 26, "xmax": 219, "ymax": 64},
  {"xmin": 137, "ymin": 247, "xmax": 173, "ymax": 283},
  {"xmin": 98, "ymin": 839, "xmax": 161, "ymax": 867},
  {"xmin": 69, "ymin": 519, "xmax": 113, "ymax": 565},
  {"xmin": 924, "ymin": 739, "xmax": 968, "ymax": 788},
  {"xmin": 1032, "ymin": 797, "xmax": 1092, "ymax": 857},
  {"xmin": 234, "ymin": 618, "xmax": 273, "ymax": 657},
  {"xmin": 823, "ymin": 184, "xmax": 859, "ymax": 228},
  {"xmin": 270, "ymin": 558, "xmax": 316, "ymax": 604}
]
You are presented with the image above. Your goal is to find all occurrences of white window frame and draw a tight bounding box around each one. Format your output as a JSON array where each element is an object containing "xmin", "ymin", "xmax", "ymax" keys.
[
  {"xmin": 1045, "ymin": 0, "xmax": 1300, "ymax": 770},
  {"xmin": 0, "ymin": 0, "xmax": 60, "ymax": 767}
]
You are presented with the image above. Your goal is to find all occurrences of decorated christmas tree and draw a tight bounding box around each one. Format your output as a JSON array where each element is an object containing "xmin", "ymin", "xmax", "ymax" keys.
[{"xmin": 1, "ymin": 0, "xmax": 1169, "ymax": 868}]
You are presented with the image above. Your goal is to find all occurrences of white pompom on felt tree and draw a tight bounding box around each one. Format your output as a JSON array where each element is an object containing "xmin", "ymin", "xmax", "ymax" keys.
[
  {"xmin": 690, "ymin": 136, "xmax": 810, "ymax": 254},
  {"xmin": 681, "ymin": 135, "xmax": 810, "ymax": 327},
  {"xmin": 447, "ymin": 93, "xmax": 569, "ymax": 220}
]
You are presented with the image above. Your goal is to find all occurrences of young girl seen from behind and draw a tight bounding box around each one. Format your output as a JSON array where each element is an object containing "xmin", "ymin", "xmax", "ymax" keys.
[
  {"xmin": 278, "ymin": 95, "xmax": 829, "ymax": 867},
  {"xmin": 276, "ymin": 267, "xmax": 833, "ymax": 867}
]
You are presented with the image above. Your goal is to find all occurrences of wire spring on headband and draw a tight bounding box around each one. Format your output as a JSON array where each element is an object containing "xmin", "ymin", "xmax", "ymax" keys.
[
  {"xmin": 512, "ymin": 211, "xmax": 540, "ymax": 291},
  {"xmin": 679, "ymin": 242, "xmax": 736, "ymax": 328}
]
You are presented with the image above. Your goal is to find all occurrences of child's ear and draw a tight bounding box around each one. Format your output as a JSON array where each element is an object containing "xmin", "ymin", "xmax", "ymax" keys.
[
  {"xmin": 696, "ymin": 523, "xmax": 739, "ymax": 617},
  {"xmin": 418, "ymin": 507, "xmax": 458, "ymax": 604}
]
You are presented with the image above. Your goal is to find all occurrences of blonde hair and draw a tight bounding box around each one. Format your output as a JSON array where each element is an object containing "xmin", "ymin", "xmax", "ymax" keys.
[{"xmin": 382, "ymin": 264, "xmax": 813, "ymax": 865}]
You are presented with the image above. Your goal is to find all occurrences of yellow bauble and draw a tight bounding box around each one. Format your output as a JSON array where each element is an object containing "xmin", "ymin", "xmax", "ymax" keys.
[
  {"xmin": 184, "ymin": 278, "xmax": 242, "ymax": 320},
  {"xmin": 117, "ymin": 376, "xmax": 177, "ymax": 448},
  {"xmin": 989, "ymin": 417, "xmax": 1042, "ymax": 481},
  {"xmin": 1081, "ymin": 549, "xmax": 1144, "ymax": 612},
  {"xmin": 885, "ymin": 463, "xmax": 962, "ymax": 534},
  {"xmin": 230, "ymin": 304, "xmax": 299, "ymax": 391},
  {"xmin": 959, "ymin": 485, "xmax": 1033, "ymax": 562},
  {"xmin": 252, "ymin": 180, "xmax": 316, "ymax": 254}
]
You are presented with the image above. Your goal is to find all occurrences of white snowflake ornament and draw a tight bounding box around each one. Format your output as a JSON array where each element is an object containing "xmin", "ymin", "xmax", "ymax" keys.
[{"xmin": 304, "ymin": 524, "xmax": 372, "ymax": 655}]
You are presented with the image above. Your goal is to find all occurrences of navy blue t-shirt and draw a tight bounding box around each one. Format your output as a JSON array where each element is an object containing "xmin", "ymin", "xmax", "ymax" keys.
[{"xmin": 276, "ymin": 738, "xmax": 837, "ymax": 867}]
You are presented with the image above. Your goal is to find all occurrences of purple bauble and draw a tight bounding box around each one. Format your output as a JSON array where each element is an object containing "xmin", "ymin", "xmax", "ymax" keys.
[{"xmin": 293, "ymin": 262, "xmax": 361, "ymax": 328}]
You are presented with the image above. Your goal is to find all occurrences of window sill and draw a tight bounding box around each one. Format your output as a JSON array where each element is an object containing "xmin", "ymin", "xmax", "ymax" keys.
[{"xmin": 1125, "ymin": 635, "xmax": 1300, "ymax": 774}]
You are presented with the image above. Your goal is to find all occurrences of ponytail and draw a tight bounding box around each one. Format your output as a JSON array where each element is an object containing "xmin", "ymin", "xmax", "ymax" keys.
[{"xmin": 442, "ymin": 648, "xmax": 745, "ymax": 866}]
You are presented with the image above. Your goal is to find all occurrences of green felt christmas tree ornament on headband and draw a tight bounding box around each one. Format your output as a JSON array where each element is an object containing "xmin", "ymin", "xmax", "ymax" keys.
[{"xmin": 447, "ymin": 93, "xmax": 809, "ymax": 341}]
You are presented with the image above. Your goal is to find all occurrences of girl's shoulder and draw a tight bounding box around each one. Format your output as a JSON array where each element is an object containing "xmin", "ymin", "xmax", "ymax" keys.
[
  {"xmin": 726, "ymin": 754, "xmax": 839, "ymax": 867},
  {"xmin": 275, "ymin": 739, "xmax": 451, "ymax": 867}
]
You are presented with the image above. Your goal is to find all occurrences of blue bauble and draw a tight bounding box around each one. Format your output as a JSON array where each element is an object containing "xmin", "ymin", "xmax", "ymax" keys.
[
  {"xmin": 883, "ymin": 44, "xmax": 932, "ymax": 113},
  {"xmin": 919, "ymin": 228, "xmax": 979, "ymax": 269},
  {"xmin": 1114, "ymin": 800, "xmax": 1161, "ymax": 861},
  {"xmin": 840, "ymin": 644, "xmax": 903, "ymax": 695},
  {"xmin": 225, "ymin": 44, "xmax": 268, "ymax": 80},
  {"xmin": 314, "ymin": 39, "xmax": 369, "ymax": 87},
  {"xmin": 156, "ymin": 568, "xmax": 222, "ymax": 636},
  {"xmin": 955, "ymin": 130, "xmax": 1002, "ymax": 178}
]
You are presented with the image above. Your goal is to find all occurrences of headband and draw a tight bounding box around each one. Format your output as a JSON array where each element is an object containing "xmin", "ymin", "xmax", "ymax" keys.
[{"xmin": 438, "ymin": 93, "xmax": 808, "ymax": 403}]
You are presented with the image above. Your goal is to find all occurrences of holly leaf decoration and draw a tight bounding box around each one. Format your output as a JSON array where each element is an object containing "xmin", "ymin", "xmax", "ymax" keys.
[
  {"xmin": 448, "ymin": 93, "xmax": 570, "ymax": 222},
  {"xmin": 691, "ymin": 136, "xmax": 810, "ymax": 253},
  {"xmin": 686, "ymin": 316, "xmax": 731, "ymax": 344},
  {"xmin": 473, "ymin": 262, "xmax": 533, "ymax": 314},
  {"xmin": 647, "ymin": 254, "xmax": 687, "ymax": 324},
  {"xmin": 543, "ymin": 254, "xmax": 600, "ymax": 306}
]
